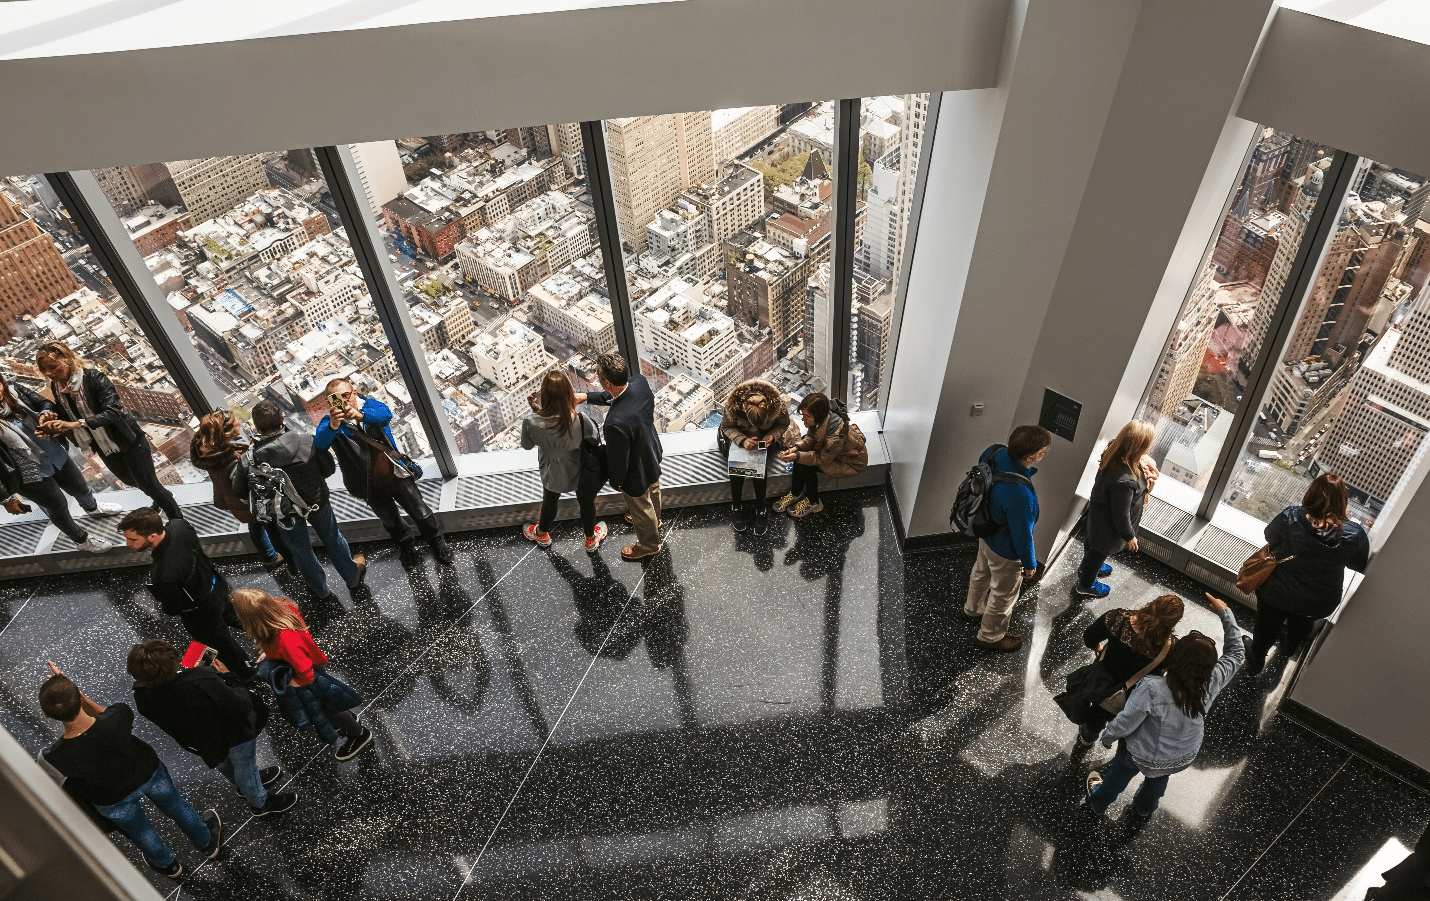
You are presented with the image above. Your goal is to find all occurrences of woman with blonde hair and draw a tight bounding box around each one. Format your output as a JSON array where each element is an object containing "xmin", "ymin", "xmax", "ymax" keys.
[
  {"xmin": 520, "ymin": 369, "xmax": 607, "ymax": 552},
  {"xmin": 230, "ymin": 589, "xmax": 372, "ymax": 760},
  {"xmin": 190, "ymin": 410, "xmax": 285, "ymax": 569},
  {"xmin": 1076, "ymin": 420, "xmax": 1156, "ymax": 598},
  {"xmin": 34, "ymin": 341, "xmax": 181, "ymax": 519}
]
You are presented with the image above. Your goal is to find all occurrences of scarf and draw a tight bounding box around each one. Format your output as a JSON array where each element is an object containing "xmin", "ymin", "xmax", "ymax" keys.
[
  {"xmin": 57, "ymin": 371, "xmax": 121, "ymax": 456},
  {"xmin": 0, "ymin": 420, "xmax": 43, "ymax": 485}
]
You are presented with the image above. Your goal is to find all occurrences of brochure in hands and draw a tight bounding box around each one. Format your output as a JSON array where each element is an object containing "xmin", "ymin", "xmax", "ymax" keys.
[{"xmin": 728, "ymin": 445, "xmax": 768, "ymax": 479}]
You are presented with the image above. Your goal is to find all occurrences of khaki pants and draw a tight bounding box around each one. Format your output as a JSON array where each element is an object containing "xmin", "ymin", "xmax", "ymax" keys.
[
  {"xmin": 624, "ymin": 480, "xmax": 663, "ymax": 553},
  {"xmin": 965, "ymin": 539, "xmax": 1025, "ymax": 643}
]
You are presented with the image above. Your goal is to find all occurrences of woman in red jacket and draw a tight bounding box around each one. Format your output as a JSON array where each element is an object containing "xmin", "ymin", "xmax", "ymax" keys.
[{"xmin": 230, "ymin": 589, "xmax": 372, "ymax": 760}]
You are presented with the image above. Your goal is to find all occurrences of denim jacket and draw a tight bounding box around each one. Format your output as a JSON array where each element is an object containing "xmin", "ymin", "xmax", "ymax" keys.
[{"xmin": 1100, "ymin": 607, "xmax": 1244, "ymax": 776}]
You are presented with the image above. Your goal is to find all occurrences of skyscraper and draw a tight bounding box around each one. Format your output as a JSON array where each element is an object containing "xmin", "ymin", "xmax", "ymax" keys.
[
  {"xmin": 891, "ymin": 93, "xmax": 929, "ymax": 281},
  {"xmin": 605, "ymin": 113, "xmax": 716, "ymax": 253},
  {"xmin": 0, "ymin": 192, "xmax": 78, "ymax": 335},
  {"xmin": 349, "ymin": 141, "xmax": 408, "ymax": 215}
]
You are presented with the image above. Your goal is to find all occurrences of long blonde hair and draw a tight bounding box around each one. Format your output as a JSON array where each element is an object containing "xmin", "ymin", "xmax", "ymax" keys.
[
  {"xmin": 231, "ymin": 588, "xmax": 307, "ymax": 648},
  {"xmin": 35, "ymin": 341, "xmax": 86, "ymax": 381},
  {"xmin": 1099, "ymin": 420, "xmax": 1155, "ymax": 472}
]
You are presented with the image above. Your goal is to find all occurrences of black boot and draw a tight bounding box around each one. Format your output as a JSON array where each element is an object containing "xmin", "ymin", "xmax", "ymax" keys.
[
  {"xmin": 430, "ymin": 537, "xmax": 455, "ymax": 566},
  {"xmin": 398, "ymin": 540, "xmax": 420, "ymax": 569},
  {"xmin": 752, "ymin": 503, "xmax": 769, "ymax": 536},
  {"xmin": 732, "ymin": 502, "xmax": 748, "ymax": 532}
]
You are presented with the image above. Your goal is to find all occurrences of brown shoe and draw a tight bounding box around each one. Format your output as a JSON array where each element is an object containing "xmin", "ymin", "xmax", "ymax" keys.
[
  {"xmin": 348, "ymin": 554, "xmax": 367, "ymax": 589},
  {"xmin": 623, "ymin": 513, "xmax": 634, "ymax": 526},
  {"xmin": 620, "ymin": 544, "xmax": 662, "ymax": 561},
  {"xmin": 975, "ymin": 633, "xmax": 1024, "ymax": 652}
]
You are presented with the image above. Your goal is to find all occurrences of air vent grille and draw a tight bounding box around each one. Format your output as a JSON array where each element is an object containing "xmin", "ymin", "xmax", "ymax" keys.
[{"xmin": 1141, "ymin": 496, "xmax": 1195, "ymax": 542}]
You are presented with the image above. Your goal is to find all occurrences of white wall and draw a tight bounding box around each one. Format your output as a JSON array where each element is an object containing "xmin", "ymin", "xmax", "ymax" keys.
[{"xmin": 0, "ymin": 0, "xmax": 1009, "ymax": 176}]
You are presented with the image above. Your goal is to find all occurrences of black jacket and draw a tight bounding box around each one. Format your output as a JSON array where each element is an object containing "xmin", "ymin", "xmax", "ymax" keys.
[
  {"xmin": 148, "ymin": 518, "xmax": 227, "ymax": 614},
  {"xmin": 588, "ymin": 375, "xmax": 663, "ymax": 496},
  {"xmin": 48, "ymin": 369, "xmax": 141, "ymax": 449},
  {"xmin": 1258, "ymin": 505, "xmax": 1370, "ymax": 619},
  {"xmin": 133, "ymin": 667, "xmax": 268, "ymax": 768},
  {"xmin": 0, "ymin": 383, "xmax": 58, "ymax": 496},
  {"xmin": 233, "ymin": 427, "xmax": 335, "ymax": 507},
  {"xmin": 1085, "ymin": 464, "xmax": 1146, "ymax": 557}
]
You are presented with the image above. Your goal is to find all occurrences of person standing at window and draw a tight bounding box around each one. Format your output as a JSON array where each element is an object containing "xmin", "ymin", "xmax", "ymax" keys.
[
  {"xmin": 119, "ymin": 507, "xmax": 256, "ymax": 680},
  {"xmin": 40, "ymin": 663, "xmax": 222, "ymax": 880},
  {"xmin": 231, "ymin": 588, "xmax": 373, "ymax": 761},
  {"xmin": 962, "ymin": 425, "xmax": 1052, "ymax": 653},
  {"xmin": 1086, "ymin": 593, "xmax": 1244, "ymax": 817},
  {"xmin": 577, "ymin": 353, "xmax": 664, "ymax": 562},
  {"xmin": 34, "ymin": 341, "xmax": 182, "ymax": 520},
  {"xmin": 720, "ymin": 378, "xmax": 797, "ymax": 536},
  {"xmin": 521, "ymin": 370, "xmax": 608, "ymax": 552},
  {"xmin": 775, "ymin": 393, "xmax": 868, "ymax": 520},
  {"xmin": 314, "ymin": 378, "xmax": 452, "ymax": 568},
  {"xmin": 1246, "ymin": 473, "xmax": 1370, "ymax": 675},
  {"xmin": 0, "ymin": 373, "xmax": 119, "ymax": 552},
  {"xmin": 190, "ymin": 410, "xmax": 286, "ymax": 570},
  {"xmin": 1076, "ymin": 420, "xmax": 1155, "ymax": 599},
  {"xmin": 127, "ymin": 639, "xmax": 297, "ymax": 817},
  {"xmin": 232, "ymin": 400, "xmax": 365, "ymax": 602}
]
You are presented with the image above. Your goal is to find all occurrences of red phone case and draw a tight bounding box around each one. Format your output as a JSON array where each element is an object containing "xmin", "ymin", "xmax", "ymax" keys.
[{"xmin": 180, "ymin": 641, "xmax": 209, "ymax": 668}]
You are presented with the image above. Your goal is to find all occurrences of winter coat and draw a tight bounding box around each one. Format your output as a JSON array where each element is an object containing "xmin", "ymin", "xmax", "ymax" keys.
[
  {"xmin": 720, "ymin": 380, "xmax": 799, "ymax": 450},
  {"xmin": 1085, "ymin": 463, "xmax": 1147, "ymax": 556},
  {"xmin": 521, "ymin": 410, "xmax": 596, "ymax": 495},
  {"xmin": 232, "ymin": 427, "xmax": 336, "ymax": 507},
  {"xmin": 190, "ymin": 438, "xmax": 254, "ymax": 522},
  {"xmin": 979, "ymin": 445, "xmax": 1040, "ymax": 571},
  {"xmin": 133, "ymin": 667, "xmax": 268, "ymax": 768},
  {"xmin": 793, "ymin": 412, "xmax": 867, "ymax": 479},
  {"xmin": 588, "ymin": 374, "xmax": 663, "ymax": 496},
  {"xmin": 256, "ymin": 658, "xmax": 363, "ymax": 746},
  {"xmin": 313, "ymin": 396, "xmax": 407, "ymax": 501},
  {"xmin": 48, "ymin": 368, "xmax": 142, "ymax": 450},
  {"xmin": 1258, "ymin": 506, "xmax": 1370, "ymax": 619}
]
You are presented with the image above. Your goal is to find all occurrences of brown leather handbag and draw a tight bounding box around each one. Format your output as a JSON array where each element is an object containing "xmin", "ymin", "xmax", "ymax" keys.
[{"xmin": 1236, "ymin": 545, "xmax": 1293, "ymax": 593}]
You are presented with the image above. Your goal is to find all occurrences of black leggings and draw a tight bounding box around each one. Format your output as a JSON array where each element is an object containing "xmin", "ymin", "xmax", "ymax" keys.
[
  {"xmin": 730, "ymin": 475, "xmax": 767, "ymax": 505},
  {"xmin": 1249, "ymin": 602, "xmax": 1316, "ymax": 669},
  {"xmin": 20, "ymin": 457, "xmax": 96, "ymax": 542},
  {"xmin": 101, "ymin": 439, "xmax": 181, "ymax": 519},
  {"xmin": 789, "ymin": 462, "xmax": 821, "ymax": 502},
  {"xmin": 538, "ymin": 487, "xmax": 597, "ymax": 537}
]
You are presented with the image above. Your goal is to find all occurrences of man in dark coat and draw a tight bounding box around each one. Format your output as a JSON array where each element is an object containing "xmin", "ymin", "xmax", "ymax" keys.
[
  {"xmin": 128, "ymin": 639, "xmax": 296, "ymax": 815},
  {"xmin": 580, "ymin": 353, "xmax": 664, "ymax": 561},
  {"xmin": 119, "ymin": 507, "xmax": 255, "ymax": 679}
]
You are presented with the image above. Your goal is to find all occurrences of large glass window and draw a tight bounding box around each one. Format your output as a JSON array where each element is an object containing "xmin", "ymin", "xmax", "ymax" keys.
[
  {"xmin": 1220, "ymin": 156, "xmax": 1430, "ymax": 532},
  {"xmin": 850, "ymin": 94, "xmax": 929, "ymax": 412},
  {"xmin": 606, "ymin": 102, "xmax": 832, "ymax": 430},
  {"xmin": 1134, "ymin": 129, "xmax": 1332, "ymax": 509},
  {"xmin": 93, "ymin": 152, "xmax": 429, "ymax": 457},
  {"xmin": 0, "ymin": 174, "xmax": 198, "ymax": 490},
  {"xmin": 370, "ymin": 126, "xmax": 604, "ymax": 453}
]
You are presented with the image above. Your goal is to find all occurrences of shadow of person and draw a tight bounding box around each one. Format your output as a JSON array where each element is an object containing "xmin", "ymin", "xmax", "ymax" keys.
[
  {"xmin": 548, "ymin": 550, "xmax": 637, "ymax": 659},
  {"xmin": 782, "ymin": 499, "xmax": 866, "ymax": 581}
]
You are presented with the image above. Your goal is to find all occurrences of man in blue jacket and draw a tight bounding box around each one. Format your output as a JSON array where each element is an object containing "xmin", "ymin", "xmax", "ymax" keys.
[
  {"xmin": 314, "ymin": 377, "xmax": 452, "ymax": 568},
  {"xmin": 964, "ymin": 425, "xmax": 1051, "ymax": 652},
  {"xmin": 579, "ymin": 353, "xmax": 664, "ymax": 561}
]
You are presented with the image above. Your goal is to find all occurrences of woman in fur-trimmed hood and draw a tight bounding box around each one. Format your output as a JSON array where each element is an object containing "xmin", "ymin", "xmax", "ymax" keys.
[{"xmin": 718, "ymin": 379, "xmax": 800, "ymax": 534}]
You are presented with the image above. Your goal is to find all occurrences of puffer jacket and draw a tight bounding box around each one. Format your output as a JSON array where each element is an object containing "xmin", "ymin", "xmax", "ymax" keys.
[
  {"xmin": 256, "ymin": 658, "xmax": 363, "ymax": 746},
  {"xmin": 719, "ymin": 380, "xmax": 799, "ymax": 451},
  {"xmin": 190, "ymin": 437, "xmax": 253, "ymax": 522},
  {"xmin": 1258, "ymin": 506, "xmax": 1370, "ymax": 619},
  {"xmin": 793, "ymin": 412, "xmax": 867, "ymax": 479}
]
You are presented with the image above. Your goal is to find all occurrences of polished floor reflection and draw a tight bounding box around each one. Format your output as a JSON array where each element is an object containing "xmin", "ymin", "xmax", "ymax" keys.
[{"xmin": 0, "ymin": 488, "xmax": 1425, "ymax": 900}]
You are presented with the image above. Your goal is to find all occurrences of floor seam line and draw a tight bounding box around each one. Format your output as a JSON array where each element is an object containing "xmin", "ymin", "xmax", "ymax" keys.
[
  {"xmin": 1216, "ymin": 753, "xmax": 1352, "ymax": 901},
  {"xmin": 449, "ymin": 512, "xmax": 686, "ymax": 901},
  {"xmin": 1279, "ymin": 712, "xmax": 1430, "ymax": 798},
  {"xmin": 0, "ymin": 589, "xmax": 40, "ymax": 642}
]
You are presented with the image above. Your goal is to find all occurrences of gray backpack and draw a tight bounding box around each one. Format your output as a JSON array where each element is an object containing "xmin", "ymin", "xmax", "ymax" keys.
[{"xmin": 244, "ymin": 447, "xmax": 314, "ymax": 529}]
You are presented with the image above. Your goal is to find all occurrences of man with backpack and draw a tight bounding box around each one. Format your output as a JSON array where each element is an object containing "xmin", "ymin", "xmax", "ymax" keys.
[
  {"xmin": 232, "ymin": 400, "xmax": 365, "ymax": 602},
  {"xmin": 962, "ymin": 425, "xmax": 1052, "ymax": 652},
  {"xmin": 119, "ymin": 507, "xmax": 255, "ymax": 679},
  {"xmin": 313, "ymin": 377, "xmax": 452, "ymax": 569}
]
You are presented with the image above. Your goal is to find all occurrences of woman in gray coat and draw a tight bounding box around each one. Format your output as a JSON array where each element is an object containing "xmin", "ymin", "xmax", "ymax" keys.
[
  {"xmin": 1076, "ymin": 420, "xmax": 1156, "ymax": 598},
  {"xmin": 521, "ymin": 370, "xmax": 607, "ymax": 552}
]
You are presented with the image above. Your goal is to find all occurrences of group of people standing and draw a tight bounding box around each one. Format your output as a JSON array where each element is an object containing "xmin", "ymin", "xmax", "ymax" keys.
[{"xmin": 966, "ymin": 420, "xmax": 1372, "ymax": 818}]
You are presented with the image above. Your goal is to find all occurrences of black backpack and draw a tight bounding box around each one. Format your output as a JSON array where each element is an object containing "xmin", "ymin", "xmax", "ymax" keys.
[
  {"xmin": 949, "ymin": 444, "xmax": 1033, "ymax": 538},
  {"xmin": 244, "ymin": 447, "xmax": 315, "ymax": 529}
]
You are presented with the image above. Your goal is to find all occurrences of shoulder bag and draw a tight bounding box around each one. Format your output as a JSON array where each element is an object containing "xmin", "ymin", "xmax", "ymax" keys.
[
  {"xmin": 1098, "ymin": 638, "xmax": 1172, "ymax": 715},
  {"xmin": 343, "ymin": 425, "xmax": 423, "ymax": 479},
  {"xmin": 577, "ymin": 414, "xmax": 607, "ymax": 492},
  {"xmin": 1237, "ymin": 511, "xmax": 1295, "ymax": 593}
]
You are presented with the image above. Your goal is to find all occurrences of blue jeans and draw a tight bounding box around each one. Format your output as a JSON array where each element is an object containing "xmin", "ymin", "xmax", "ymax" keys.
[
  {"xmin": 1089, "ymin": 741, "xmax": 1170, "ymax": 815},
  {"xmin": 1077, "ymin": 543, "xmax": 1108, "ymax": 591},
  {"xmin": 93, "ymin": 762, "xmax": 211, "ymax": 869},
  {"xmin": 248, "ymin": 519, "xmax": 285, "ymax": 563},
  {"xmin": 278, "ymin": 502, "xmax": 359, "ymax": 596},
  {"xmin": 215, "ymin": 737, "xmax": 267, "ymax": 809}
]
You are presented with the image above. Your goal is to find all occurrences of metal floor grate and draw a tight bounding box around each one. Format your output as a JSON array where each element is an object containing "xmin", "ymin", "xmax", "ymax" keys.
[
  {"xmin": 1141, "ymin": 495, "xmax": 1195, "ymax": 543},
  {"xmin": 1192, "ymin": 525, "xmax": 1259, "ymax": 573},
  {"xmin": 0, "ymin": 520, "xmax": 49, "ymax": 557},
  {"xmin": 455, "ymin": 469, "xmax": 546, "ymax": 510}
]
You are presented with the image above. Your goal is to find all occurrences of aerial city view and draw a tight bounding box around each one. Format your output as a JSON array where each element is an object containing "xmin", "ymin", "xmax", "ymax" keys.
[
  {"xmin": 0, "ymin": 97, "xmax": 927, "ymax": 490},
  {"xmin": 1142, "ymin": 128, "xmax": 1430, "ymax": 527}
]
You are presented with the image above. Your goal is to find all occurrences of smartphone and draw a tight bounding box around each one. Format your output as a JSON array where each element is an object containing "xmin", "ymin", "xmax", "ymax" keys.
[
  {"xmin": 199, "ymin": 646, "xmax": 218, "ymax": 667},
  {"xmin": 327, "ymin": 393, "xmax": 345, "ymax": 415},
  {"xmin": 757, "ymin": 440, "xmax": 767, "ymax": 451}
]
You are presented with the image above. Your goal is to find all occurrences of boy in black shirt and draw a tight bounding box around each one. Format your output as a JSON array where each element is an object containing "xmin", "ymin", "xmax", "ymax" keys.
[
  {"xmin": 129, "ymin": 639, "xmax": 297, "ymax": 816},
  {"xmin": 40, "ymin": 662, "xmax": 221, "ymax": 879},
  {"xmin": 118, "ymin": 507, "xmax": 255, "ymax": 679}
]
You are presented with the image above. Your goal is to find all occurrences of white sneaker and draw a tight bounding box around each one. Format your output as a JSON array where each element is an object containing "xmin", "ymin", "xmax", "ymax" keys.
[
  {"xmin": 78, "ymin": 535, "xmax": 114, "ymax": 553},
  {"xmin": 91, "ymin": 502, "xmax": 125, "ymax": 515}
]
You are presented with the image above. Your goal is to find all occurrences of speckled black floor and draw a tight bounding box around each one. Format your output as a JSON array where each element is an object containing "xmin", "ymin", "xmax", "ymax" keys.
[{"xmin": 0, "ymin": 487, "xmax": 1426, "ymax": 900}]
